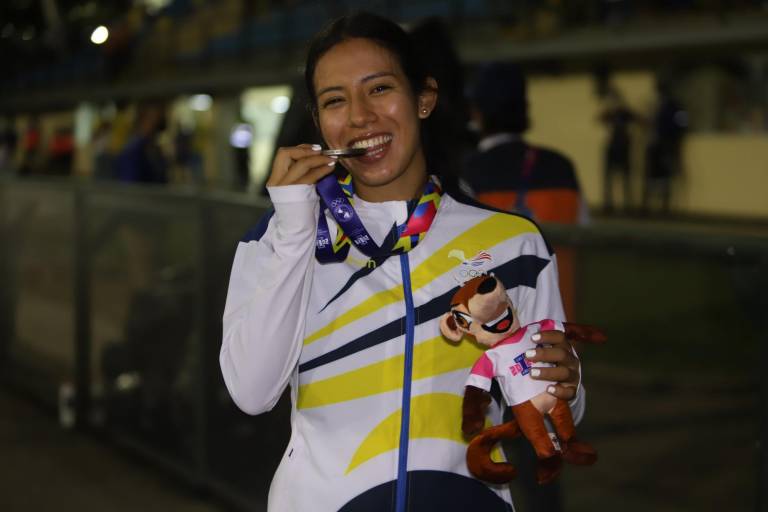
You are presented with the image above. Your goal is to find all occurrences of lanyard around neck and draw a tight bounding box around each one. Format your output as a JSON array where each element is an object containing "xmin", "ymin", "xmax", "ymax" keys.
[{"xmin": 314, "ymin": 173, "xmax": 442, "ymax": 264}]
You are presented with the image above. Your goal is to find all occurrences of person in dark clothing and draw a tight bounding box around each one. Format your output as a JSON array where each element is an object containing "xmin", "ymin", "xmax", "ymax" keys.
[
  {"xmin": 115, "ymin": 103, "xmax": 169, "ymax": 184},
  {"xmin": 599, "ymin": 87, "xmax": 636, "ymax": 213},
  {"xmin": 462, "ymin": 62, "xmax": 585, "ymax": 225},
  {"xmin": 47, "ymin": 126, "xmax": 75, "ymax": 176},
  {"xmin": 643, "ymin": 80, "xmax": 687, "ymax": 214},
  {"xmin": 0, "ymin": 117, "xmax": 18, "ymax": 175},
  {"xmin": 18, "ymin": 117, "xmax": 41, "ymax": 176}
]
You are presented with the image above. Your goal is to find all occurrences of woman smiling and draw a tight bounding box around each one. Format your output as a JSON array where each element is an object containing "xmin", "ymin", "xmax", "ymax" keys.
[{"xmin": 221, "ymin": 12, "xmax": 586, "ymax": 512}]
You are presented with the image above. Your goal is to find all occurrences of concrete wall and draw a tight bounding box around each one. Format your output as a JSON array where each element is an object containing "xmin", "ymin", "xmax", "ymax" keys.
[{"xmin": 524, "ymin": 70, "xmax": 768, "ymax": 218}]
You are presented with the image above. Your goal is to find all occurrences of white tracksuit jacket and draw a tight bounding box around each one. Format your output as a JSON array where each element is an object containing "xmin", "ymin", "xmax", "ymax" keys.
[{"xmin": 220, "ymin": 183, "xmax": 584, "ymax": 512}]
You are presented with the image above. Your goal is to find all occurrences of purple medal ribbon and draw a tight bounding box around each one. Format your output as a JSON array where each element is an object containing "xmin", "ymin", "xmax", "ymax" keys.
[{"xmin": 315, "ymin": 173, "xmax": 388, "ymax": 262}]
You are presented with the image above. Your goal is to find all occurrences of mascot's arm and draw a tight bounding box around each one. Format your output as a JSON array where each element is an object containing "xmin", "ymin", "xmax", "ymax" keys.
[
  {"xmin": 463, "ymin": 351, "xmax": 497, "ymax": 436},
  {"xmin": 463, "ymin": 385, "xmax": 492, "ymax": 437},
  {"xmin": 221, "ymin": 185, "xmax": 318, "ymax": 415}
]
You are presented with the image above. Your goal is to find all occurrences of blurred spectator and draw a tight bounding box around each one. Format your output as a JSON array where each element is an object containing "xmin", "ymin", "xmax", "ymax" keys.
[
  {"xmin": 47, "ymin": 126, "xmax": 75, "ymax": 176},
  {"xmin": 598, "ymin": 85, "xmax": 637, "ymax": 213},
  {"xmin": 643, "ymin": 78, "xmax": 687, "ymax": 214},
  {"xmin": 115, "ymin": 102, "xmax": 169, "ymax": 184},
  {"xmin": 0, "ymin": 117, "xmax": 18, "ymax": 175},
  {"xmin": 174, "ymin": 123, "xmax": 205, "ymax": 185},
  {"xmin": 462, "ymin": 62, "xmax": 587, "ymax": 225},
  {"xmin": 92, "ymin": 120, "xmax": 115, "ymax": 180},
  {"xmin": 19, "ymin": 117, "xmax": 42, "ymax": 176}
]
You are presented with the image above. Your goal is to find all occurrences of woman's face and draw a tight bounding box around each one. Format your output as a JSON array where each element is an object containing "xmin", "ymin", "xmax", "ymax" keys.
[{"xmin": 313, "ymin": 38, "xmax": 436, "ymax": 201}]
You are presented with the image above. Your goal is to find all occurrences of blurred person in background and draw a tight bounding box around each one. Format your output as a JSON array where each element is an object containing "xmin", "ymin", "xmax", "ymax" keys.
[
  {"xmin": 18, "ymin": 116, "xmax": 42, "ymax": 176},
  {"xmin": 0, "ymin": 117, "xmax": 18, "ymax": 175},
  {"xmin": 461, "ymin": 62, "xmax": 587, "ymax": 225},
  {"xmin": 92, "ymin": 120, "xmax": 115, "ymax": 180},
  {"xmin": 115, "ymin": 101, "xmax": 169, "ymax": 184},
  {"xmin": 174, "ymin": 123, "xmax": 205, "ymax": 186},
  {"xmin": 598, "ymin": 85, "xmax": 637, "ymax": 213},
  {"xmin": 47, "ymin": 125, "xmax": 75, "ymax": 176},
  {"xmin": 643, "ymin": 78, "xmax": 687, "ymax": 215}
]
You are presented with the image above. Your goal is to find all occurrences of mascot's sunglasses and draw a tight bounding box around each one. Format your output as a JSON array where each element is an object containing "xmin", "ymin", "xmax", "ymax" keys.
[{"xmin": 452, "ymin": 307, "xmax": 515, "ymax": 334}]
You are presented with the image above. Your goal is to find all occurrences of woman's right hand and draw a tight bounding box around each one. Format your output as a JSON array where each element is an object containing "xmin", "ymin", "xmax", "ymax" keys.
[{"xmin": 266, "ymin": 144, "xmax": 338, "ymax": 187}]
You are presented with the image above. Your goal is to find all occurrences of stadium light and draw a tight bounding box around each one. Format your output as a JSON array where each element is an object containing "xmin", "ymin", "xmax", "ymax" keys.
[{"xmin": 90, "ymin": 26, "xmax": 109, "ymax": 45}]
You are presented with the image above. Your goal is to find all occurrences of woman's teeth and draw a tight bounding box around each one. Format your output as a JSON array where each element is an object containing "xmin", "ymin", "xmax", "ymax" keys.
[{"xmin": 351, "ymin": 135, "xmax": 392, "ymax": 149}]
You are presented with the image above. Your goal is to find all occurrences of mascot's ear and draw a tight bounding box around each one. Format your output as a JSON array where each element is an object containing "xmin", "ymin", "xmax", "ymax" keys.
[{"xmin": 440, "ymin": 312, "xmax": 464, "ymax": 343}]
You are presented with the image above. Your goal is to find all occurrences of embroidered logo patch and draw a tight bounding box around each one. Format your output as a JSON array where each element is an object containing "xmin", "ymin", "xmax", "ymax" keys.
[
  {"xmin": 448, "ymin": 249, "xmax": 494, "ymax": 284},
  {"xmin": 509, "ymin": 353, "xmax": 534, "ymax": 377}
]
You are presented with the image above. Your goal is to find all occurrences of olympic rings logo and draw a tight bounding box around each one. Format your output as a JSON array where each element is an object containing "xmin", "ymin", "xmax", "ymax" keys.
[{"xmin": 459, "ymin": 268, "xmax": 487, "ymax": 279}]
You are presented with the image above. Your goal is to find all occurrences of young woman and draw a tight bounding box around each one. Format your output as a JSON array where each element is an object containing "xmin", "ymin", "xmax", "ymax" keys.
[{"xmin": 221, "ymin": 12, "xmax": 585, "ymax": 512}]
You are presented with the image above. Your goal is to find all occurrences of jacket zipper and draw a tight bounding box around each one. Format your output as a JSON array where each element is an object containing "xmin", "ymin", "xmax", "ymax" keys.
[{"xmin": 395, "ymin": 253, "xmax": 416, "ymax": 512}]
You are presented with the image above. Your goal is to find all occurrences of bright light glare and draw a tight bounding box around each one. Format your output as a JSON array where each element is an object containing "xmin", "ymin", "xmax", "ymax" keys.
[
  {"xmin": 230, "ymin": 124, "xmax": 254, "ymax": 148},
  {"xmin": 90, "ymin": 26, "xmax": 109, "ymax": 45},
  {"xmin": 190, "ymin": 94, "xmax": 213, "ymax": 111},
  {"xmin": 270, "ymin": 95, "xmax": 290, "ymax": 114}
]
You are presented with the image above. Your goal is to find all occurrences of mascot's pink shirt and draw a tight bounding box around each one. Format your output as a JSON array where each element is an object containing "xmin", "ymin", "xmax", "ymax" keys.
[{"xmin": 466, "ymin": 319, "xmax": 565, "ymax": 406}]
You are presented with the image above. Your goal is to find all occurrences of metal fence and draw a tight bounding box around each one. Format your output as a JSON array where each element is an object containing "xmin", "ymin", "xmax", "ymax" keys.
[{"xmin": 1, "ymin": 177, "xmax": 766, "ymax": 511}]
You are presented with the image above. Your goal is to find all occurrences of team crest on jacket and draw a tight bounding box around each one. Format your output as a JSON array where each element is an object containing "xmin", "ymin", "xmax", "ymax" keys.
[{"xmin": 448, "ymin": 249, "xmax": 494, "ymax": 285}]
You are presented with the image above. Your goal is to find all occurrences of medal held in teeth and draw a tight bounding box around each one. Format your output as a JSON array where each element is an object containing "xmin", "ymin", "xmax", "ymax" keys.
[
  {"xmin": 322, "ymin": 148, "xmax": 367, "ymax": 157},
  {"xmin": 323, "ymin": 134, "xmax": 393, "ymax": 157}
]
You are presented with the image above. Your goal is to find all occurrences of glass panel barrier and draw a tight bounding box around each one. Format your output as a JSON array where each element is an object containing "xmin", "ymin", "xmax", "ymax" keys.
[
  {"xmin": 0, "ymin": 180, "xmax": 76, "ymax": 401},
  {"xmin": 87, "ymin": 185, "xmax": 203, "ymax": 468}
]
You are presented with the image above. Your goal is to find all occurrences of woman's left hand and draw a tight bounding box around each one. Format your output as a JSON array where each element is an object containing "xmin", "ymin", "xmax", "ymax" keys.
[{"xmin": 526, "ymin": 323, "xmax": 607, "ymax": 401}]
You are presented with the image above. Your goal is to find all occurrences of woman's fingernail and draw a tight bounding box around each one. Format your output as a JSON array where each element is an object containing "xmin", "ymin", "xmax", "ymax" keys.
[
  {"xmin": 311, "ymin": 144, "xmax": 322, "ymax": 151},
  {"xmin": 525, "ymin": 349, "xmax": 537, "ymax": 358},
  {"xmin": 530, "ymin": 369, "xmax": 541, "ymax": 377},
  {"xmin": 531, "ymin": 333, "xmax": 541, "ymax": 341},
  {"xmin": 327, "ymin": 161, "xmax": 336, "ymax": 166},
  {"xmin": 547, "ymin": 386, "xmax": 556, "ymax": 394}
]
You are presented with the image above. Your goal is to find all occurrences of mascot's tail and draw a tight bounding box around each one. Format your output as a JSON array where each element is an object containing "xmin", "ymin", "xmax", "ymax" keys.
[{"xmin": 466, "ymin": 422, "xmax": 521, "ymax": 484}]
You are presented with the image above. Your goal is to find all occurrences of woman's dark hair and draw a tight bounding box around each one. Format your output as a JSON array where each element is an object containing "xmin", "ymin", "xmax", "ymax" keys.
[
  {"xmin": 409, "ymin": 17, "xmax": 473, "ymax": 178},
  {"xmin": 304, "ymin": 12, "xmax": 428, "ymax": 116}
]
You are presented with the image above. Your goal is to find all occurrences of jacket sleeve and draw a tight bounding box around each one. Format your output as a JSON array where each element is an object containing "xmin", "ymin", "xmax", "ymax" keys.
[
  {"xmin": 511, "ymin": 231, "xmax": 586, "ymax": 424},
  {"xmin": 220, "ymin": 184, "xmax": 318, "ymax": 415}
]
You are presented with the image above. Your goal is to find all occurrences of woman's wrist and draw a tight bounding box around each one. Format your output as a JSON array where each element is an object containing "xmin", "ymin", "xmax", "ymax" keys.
[
  {"xmin": 267, "ymin": 184, "xmax": 319, "ymax": 234},
  {"xmin": 267, "ymin": 183, "xmax": 318, "ymax": 203}
]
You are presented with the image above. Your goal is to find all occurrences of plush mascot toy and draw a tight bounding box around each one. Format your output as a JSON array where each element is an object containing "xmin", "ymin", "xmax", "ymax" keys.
[{"xmin": 440, "ymin": 274, "xmax": 606, "ymax": 485}]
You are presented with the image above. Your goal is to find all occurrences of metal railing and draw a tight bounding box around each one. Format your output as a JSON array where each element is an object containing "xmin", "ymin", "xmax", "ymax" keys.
[{"xmin": 1, "ymin": 177, "xmax": 766, "ymax": 511}]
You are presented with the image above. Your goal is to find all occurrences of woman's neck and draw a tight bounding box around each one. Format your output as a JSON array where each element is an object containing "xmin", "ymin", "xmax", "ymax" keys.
[{"xmin": 353, "ymin": 169, "xmax": 428, "ymax": 202}]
